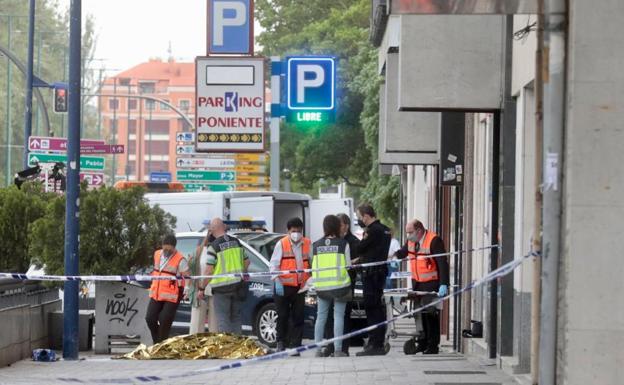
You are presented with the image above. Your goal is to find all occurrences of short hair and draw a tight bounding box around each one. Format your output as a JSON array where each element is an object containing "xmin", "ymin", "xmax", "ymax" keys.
[
  {"xmin": 323, "ymin": 215, "xmax": 341, "ymax": 237},
  {"xmin": 412, "ymin": 220, "xmax": 425, "ymax": 231},
  {"xmin": 162, "ymin": 234, "xmax": 177, "ymax": 247},
  {"xmin": 357, "ymin": 203, "xmax": 376, "ymax": 218},
  {"xmin": 337, "ymin": 213, "xmax": 351, "ymax": 226},
  {"xmin": 286, "ymin": 217, "xmax": 304, "ymax": 230}
]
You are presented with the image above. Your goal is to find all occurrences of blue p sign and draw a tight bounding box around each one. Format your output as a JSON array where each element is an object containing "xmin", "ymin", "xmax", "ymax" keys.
[
  {"xmin": 208, "ymin": 0, "xmax": 253, "ymax": 54},
  {"xmin": 287, "ymin": 57, "xmax": 336, "ymax": 111}
]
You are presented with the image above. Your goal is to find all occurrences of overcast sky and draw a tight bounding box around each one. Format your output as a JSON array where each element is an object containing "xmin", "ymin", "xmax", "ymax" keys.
[{"xmin": 59, "ymin": 0, "xmax": 208, "ymax": 75}]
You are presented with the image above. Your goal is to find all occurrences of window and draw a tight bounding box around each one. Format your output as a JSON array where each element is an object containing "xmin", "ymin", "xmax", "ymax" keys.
[
  {"xmin": 160, "ymin": 99, "xmax": 170, "ymax": 111},
  {"xmin": 139, "ymin": 82, "xmax": 155, "ymax": 94},
  {"xmin": 108, "ymin": 99, "xmax": 119, "ymax": 110},
  {"xmin": 244, "ymin": 247, "xmax": 269, "ymax": 273},
  {"xmin": 145, "ymin": 100, "xmax": 156, "ymax": 111},
  {"xmin": 128, "ymin": 119, "xmax": 137, "ymax": 135},
  {"xmin": 145, "ymin": 120, "xmax": 170, "ymax": 135},
  {"xmin": 144, "ymin": 141, "xmax": 169, "ymax": 155},
  {"xmin": 176, "ymin": 237, "xmax": 202, "ymax": 261},
  {"xmin": 128, "ymin": 99, "xmax": 137, "ymax": 110},
  {"xmin": 145, "ymin": 161, "xmax": 169, "ymax": 172},
  {"xmin": 179, "ymin": 100, "xmax": 190, "ymax": 112}
]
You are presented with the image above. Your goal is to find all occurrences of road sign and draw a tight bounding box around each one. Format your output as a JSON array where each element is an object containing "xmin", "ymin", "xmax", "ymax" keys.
[
  {"xmin": 208, "ymin": 0, "xmax": 253, "ymax": 55},
  {"xmin": 175, "ymin": 132, "xmax": 195, "ymax": 143},
  {"xmin": 286, "ymin": 56, "xmax": 337, "ymax": 123},
  {"xmin": 177, "ymin": 170, "xmax": 236, "ymax": 182},
  {"xmin": 176, "ymin": 145, "xmax": 196, "ymax": 155},
  {"xmin": 235, "ymin": 164, "xmax": 266, "ymax": 173},
  {"xmin": 182, "ymin": 183, "xmax": 236, "ymax": 192},
  {"xmin": 150, "ymin": 172, "xmax": 172, "ymax": 183},
  {"xmin": 235, "ymin": 153, "xmax": 268, "ymax": 163},
  {"xmin": 80, "ymin": 172, "xmax": 104, "ymax": 186},
  {"xmin": 195, "ymin": 57, "xmax": 265, "ymax": 152},
  {"xmin": 28, "ymin": 136, "xmax": 105, "ymax": 152},
  {"xmin": 236, "ymin": 175, "xmax": 268, "ymax": 184},
  {"xmin": 176, "ymin": 157, "xmax": 236, "ymax": 169},
  {"xmin": 236, "ymin": 185, "xmax": 270, "ymax": 192},
  {"xmin": 28, "ymin": 153, "xmax": 105, "ymax": 170},
  {"xmin": 78, "ymin": 144, "xmax": 124, "ymax": 154}
]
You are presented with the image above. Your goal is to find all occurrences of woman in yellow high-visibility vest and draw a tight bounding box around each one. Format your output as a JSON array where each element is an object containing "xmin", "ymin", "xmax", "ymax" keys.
[{"xmin": 311, "ymin": 215, "xmax": 352, "ymax": 357}]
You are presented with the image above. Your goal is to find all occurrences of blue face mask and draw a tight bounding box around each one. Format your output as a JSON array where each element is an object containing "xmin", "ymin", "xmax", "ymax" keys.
[{"xmin": 163, "ymin": 249, "xmax": 173, "ymax": 258}]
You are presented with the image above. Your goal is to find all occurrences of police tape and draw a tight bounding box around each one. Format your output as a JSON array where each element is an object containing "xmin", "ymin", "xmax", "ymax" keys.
[
  {"xmin": 0, "ymin": 245, "xmax": 499, "ymax": 283},
  {"xmin": 44, "ymin": 251, "xmax": 536, "ymax": 384}
]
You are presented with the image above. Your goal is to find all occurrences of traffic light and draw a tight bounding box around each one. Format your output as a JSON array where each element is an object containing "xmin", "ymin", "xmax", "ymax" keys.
[{"xmin": 54, "ymin": 86, "xmax": 67, "ymax": 113}]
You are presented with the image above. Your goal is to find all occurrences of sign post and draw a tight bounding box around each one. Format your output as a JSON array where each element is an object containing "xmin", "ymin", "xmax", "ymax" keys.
[
  {"xmin": 285, "ymin": 56, "xmax": 337, "ymax": 123},
  {"xmin": 195, "ymin": 57, "xmax": 265, "ymax": 152}
]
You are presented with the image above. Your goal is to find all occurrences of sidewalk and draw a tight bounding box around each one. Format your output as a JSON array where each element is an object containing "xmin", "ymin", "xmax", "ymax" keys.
[{"xmin": 0, "ymin": 321, "xmax": 518, "ymax": 385}]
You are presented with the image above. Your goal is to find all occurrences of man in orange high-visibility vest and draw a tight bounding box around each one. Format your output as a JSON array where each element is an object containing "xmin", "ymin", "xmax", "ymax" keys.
[
  {"xmin": 270, "ymin": 217, "xmax": 311, "ymax": 354},
  {"xmin": 395, "ymin": 220, "xmax": 449, "ymax": 354},
  {"xmin": 145, "ymin": 234, "xmax": 190, "ymax": 344}
]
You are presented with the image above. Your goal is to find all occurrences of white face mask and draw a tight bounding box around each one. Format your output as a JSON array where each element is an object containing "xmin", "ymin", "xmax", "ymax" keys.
[{"xmin": 290, "ymin": 232, "xmax": 302, "ymax": 243}]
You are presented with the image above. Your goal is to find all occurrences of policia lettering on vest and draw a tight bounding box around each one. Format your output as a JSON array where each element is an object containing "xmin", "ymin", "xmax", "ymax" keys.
[
  {"xmin": 394, "ymin": 219, "xmax": 450, "ymax": 355},
  {"xmin": 198, "ymin": 218, "xmax": 250, "ymax": 335},
  {"xmin": 145, "ymin": 234, "xmax": 190, "ymax": 344},
  {"xmin": 270, "ymin": 217, "xmax": 311, "ymax": 353}
]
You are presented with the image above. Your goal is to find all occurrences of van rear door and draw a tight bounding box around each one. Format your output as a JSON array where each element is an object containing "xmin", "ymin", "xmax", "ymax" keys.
[
  {"xmin": 229, "ymin": 196, "xmax": 275, "ymax": 231},
  {"xmin": 309, "ymin": 198, "xmax": 354, "ymax": 241}
]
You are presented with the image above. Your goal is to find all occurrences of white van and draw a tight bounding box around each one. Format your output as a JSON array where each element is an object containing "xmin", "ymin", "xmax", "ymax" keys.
[{"xmin": 145, "ymin": 191, "xmax": 354, "ymax": 239}]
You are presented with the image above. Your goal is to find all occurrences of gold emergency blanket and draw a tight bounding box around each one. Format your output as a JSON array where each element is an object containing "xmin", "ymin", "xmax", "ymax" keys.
[{"xmin": 117, "ymin": 333, "xmax": 266, "ymax": 360}]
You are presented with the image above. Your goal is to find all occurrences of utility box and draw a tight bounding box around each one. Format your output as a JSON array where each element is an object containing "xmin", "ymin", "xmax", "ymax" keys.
[
  {"xmin": 49, "ymin": 311, "xmax": 94, "ymax": 351},
  {"xmin": 94, "ymin": 282, "xmax": 152, "ymax": 354}
]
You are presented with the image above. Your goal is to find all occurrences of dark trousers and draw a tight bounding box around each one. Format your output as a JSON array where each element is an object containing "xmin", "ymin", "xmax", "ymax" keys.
[
  {"xmin": 145, "ymin": 298, "xmax": 180, "ymax": 344},
  {"xmin": 362, "ymin": 271, "xmax": 387, "ymax": 349},
  {"xmin": 422, "ymin": 310, "xmax": 441, "ymax": 349},
  {"xmin": 274, "ymin": 285, "xmax": 305, "ymax": 347}
]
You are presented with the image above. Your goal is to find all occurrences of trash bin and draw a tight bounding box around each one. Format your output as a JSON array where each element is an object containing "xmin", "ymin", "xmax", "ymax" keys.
[{"xmin": 49, "ymin": 311, "xmax": 95, "ymax": 351}]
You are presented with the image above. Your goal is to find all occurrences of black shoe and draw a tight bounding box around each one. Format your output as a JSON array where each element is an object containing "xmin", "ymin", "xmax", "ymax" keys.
[
  {"xmin": 423, "ymin": 347, "xmax": 439, "ymax": 355},
  {"xmin": 276, "ymin": 342, "xmax": 285, "ymax": 352},
  {"xmin": 290, "ymin": 352, "xmax": 301, "ymax": 357},
  {"xmin": 356, "ymin": 347, "xmax": 388, "ymax": 357}
]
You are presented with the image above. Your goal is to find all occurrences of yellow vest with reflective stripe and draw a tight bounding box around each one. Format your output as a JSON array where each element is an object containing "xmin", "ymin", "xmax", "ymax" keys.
[
  {"xmin": 210, "ymin": 237, "xmax": 245, "ymax": 288},
  {"xmin": 311, "ymin": 237, "xmax": 351, "ymax": 291}
]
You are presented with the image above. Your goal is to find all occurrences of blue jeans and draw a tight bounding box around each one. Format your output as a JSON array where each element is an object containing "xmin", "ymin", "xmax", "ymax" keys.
[{"xmin": 314, "ymin": 296, "xmax": 347, "ymax": 352}]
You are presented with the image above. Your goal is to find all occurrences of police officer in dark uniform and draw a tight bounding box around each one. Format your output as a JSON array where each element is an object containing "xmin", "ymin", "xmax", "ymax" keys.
[{"xmin": 354, "ymin": 204, "xmax": 392, "ymax": 356}]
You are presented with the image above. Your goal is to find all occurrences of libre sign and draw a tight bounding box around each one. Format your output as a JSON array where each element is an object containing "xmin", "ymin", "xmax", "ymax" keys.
[
  {"xmin": 195, "ymin": 57, "xmax": 265, "ymax": 152},
  {"xmin": 286, "ymin": 56, "xmax": 336, "ymax": 123},
  {"xmin": 208, "ymin": 0, "xmax": 253, "ymax": 55}
]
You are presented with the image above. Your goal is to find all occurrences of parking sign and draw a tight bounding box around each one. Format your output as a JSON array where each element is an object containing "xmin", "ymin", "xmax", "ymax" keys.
[
  {"xmin": 285, "ymin": 57, "xmax": 336, "ymax": 123},
  {"xmin": 208, "ymin": 0, "xmax": 253, "ymax": 55}
]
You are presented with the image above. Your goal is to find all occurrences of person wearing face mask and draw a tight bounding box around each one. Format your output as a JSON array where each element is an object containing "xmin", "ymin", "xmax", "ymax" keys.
[
  {"xmin": 145, "ymin": 234, "xmax": 190, "ymax": 344},
  {"xmin": 394, "ymin": 219, "xmax": 449, "ymax": 354},
  {"xmin": 269, "ymin": 217, "xmax": 311, "ymax": 354},
  {"xmin": 355, "ymin": 204, "xmax": 392, "ymax": 356}
]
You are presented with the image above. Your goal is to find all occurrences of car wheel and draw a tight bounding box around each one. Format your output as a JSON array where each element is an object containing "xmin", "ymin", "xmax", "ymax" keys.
[{"xmin": 255, "ymin": 303, "xmax": 278, "ymax": 348}]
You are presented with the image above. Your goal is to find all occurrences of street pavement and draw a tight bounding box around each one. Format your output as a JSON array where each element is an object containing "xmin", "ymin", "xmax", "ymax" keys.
[{"xmin": 0, "ymin": 320, "xmax": 518, "ymax": 385}]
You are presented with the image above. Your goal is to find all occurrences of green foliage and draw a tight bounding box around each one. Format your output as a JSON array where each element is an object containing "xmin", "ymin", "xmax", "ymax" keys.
[
  {"xmin": 29, "ymin": 186, "xmax": 176, "ymax": 275},
  {"xmin": 256, "ymin": 0, "xmax": 399, "ymax": 227},
  {"xmin": 0, "ymin": 183, "xmax": 48, "ymax": 272}
]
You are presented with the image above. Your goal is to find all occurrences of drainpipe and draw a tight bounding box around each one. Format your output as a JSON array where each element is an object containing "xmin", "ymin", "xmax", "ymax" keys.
[{"xmin": 538, "ymin": 0, "xmax": 567, "ymax": 383}]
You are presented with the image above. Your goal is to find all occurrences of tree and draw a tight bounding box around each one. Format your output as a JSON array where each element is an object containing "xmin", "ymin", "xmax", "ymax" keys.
[
  {"xmin": 0, "ymin": 183, "xmax": 48, "ymax": 272},
  {"xmin": 29, "ymin": 186, "xmax": 176, "ymax": 275},
  {"xmin": 256, "ymin": 0, "xmax": 399, "ymax": 227}
]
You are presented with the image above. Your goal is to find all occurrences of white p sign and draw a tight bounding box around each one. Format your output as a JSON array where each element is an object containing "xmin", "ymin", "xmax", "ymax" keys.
[
  {"xmin": 208, "ymin": 0, "xmax": 253, "ymax": 54},
  {"xmin": 296, "ymin": 65, "xmax": 325, "ymax": 104}
]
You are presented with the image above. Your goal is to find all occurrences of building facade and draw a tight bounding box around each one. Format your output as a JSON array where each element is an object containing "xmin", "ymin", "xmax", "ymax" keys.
[
  {"xmin": 100, "ymin": 58, "xmax": 194, "ymax": 182},
  {"xmin": 371, "ymin": 1, "xmax": 623, "ymax": 384}
]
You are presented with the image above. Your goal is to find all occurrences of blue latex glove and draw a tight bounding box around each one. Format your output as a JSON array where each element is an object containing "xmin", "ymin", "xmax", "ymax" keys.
[
  {"xmin": 438, "ymin": 284, "xmax": 448, "ymax": 297},
  {"xmin": 274, "ymin": 280, "xmax": 284, "ymax": 296}
]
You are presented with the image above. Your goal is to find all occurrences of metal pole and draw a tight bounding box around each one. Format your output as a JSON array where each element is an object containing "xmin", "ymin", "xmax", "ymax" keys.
[
  {"xmin": 270, "ymin": 57, "xmax": 281, "ymax": 191},
  {"xmin": 138, "ymin": 91, "xmax": 143, "ymax": 181},
  {"xmin": 489, "ymin": 113, "xmax": 501, "ymax": 359},
  {"xmin": 111, "ymin": 77, "xmax": 117, "ymax": 183},
  {"xmin": 539, "ymin": 0, "xmax": 566, "ymax": 383},
  {"xmin": 531, "ymin": 3, "xmax": 545, "ymax": 383},
  {"xmin": 22, "ymin": 0, "xmax": 35, "ymax": 169},
  {"xmin": 35, "ymin": 32, "xmax": 41, "ymax": 136},
  {"xmin": 97, "ymin": 68, "xmax": 103, "ymax": 138},
  {"xmin": 61, "ymin": 47, "xmax": 68, "ymax": 137},
  {"xmin": 125, "ymin": 82, "xmax": 131, "ymax": 180},
  {"xmin": 148, "ymin": 103, "xmax": 152, "ymax": 176},
  {"xmin": 5, "ymin": 16, "xmax": 12, "ymax": 186},
  {"xmin": 63, "ymin": 0, "xmax": 81, "ymax": 360}
]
